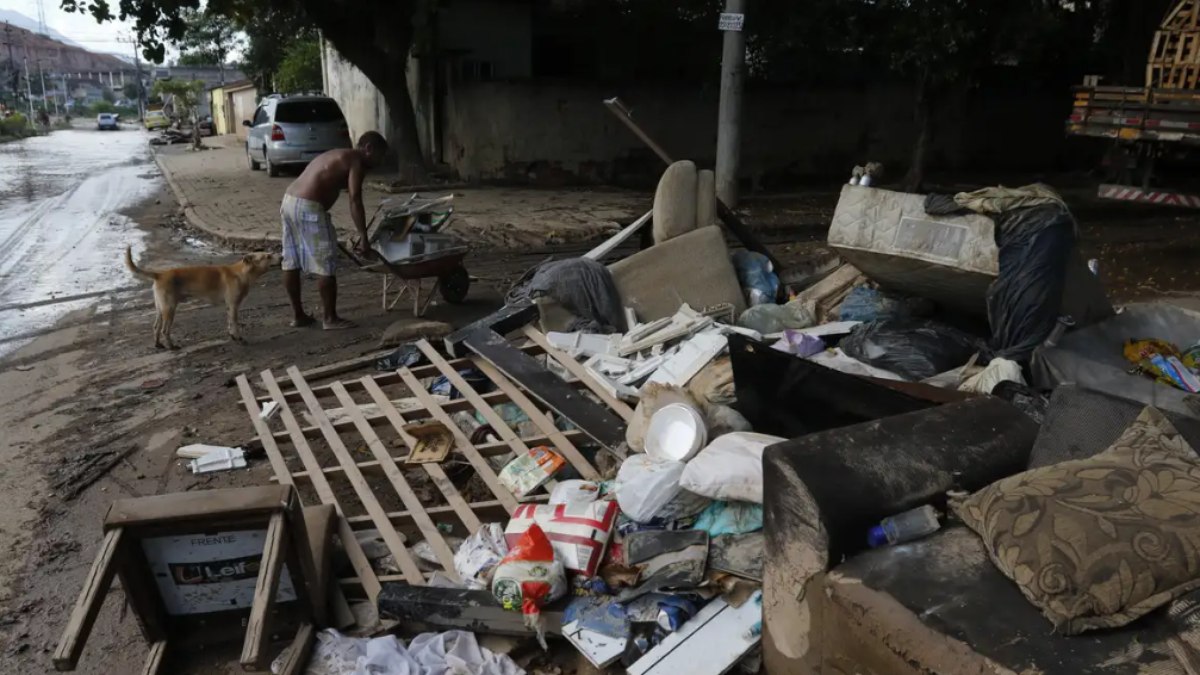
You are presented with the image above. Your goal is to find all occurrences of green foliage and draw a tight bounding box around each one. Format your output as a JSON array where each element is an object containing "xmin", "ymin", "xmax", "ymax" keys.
[
  {"xmin": 275, "ymin": 38, "xmax": 321, "ymax": 93},
  {"xmin": 233, "ymin": 6, "xmax": 317, "ymax": 91},
  {"xmin": 122, "ymin": 81, "xmax": 140, "ymax": 100},
  {"xmin": 152, "ymin": 78, "xmax": 205, "ymax": 120},
  {"xmin": 92, "ymin": 99, "xmax": 116, "ymax": 113},
  {"xmin": 101, "ymin": 88, "xmax": 116, "ymax": 102},
  {"xmin": 177, "ymin": 8, "xmax": 244, "ymax": 67},
  {"xmin": 0, "ymin": 112, "xmax": 31, "ymax": 137}
]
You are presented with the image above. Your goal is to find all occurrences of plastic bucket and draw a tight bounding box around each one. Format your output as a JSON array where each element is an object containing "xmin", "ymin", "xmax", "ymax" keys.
[{"xmin": 645, "ymin": 403, "xmax": 707, "ymax": 463}]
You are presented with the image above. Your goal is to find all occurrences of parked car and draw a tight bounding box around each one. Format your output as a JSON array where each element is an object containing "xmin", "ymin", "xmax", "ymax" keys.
[
  {"xmin": 96, "ymin": 113, "xmax": 119, "ymax": 131},
  {"xmin": 143, "ymin": 110, "xmax": 170, "ymax": 131},
  {"xmin": 245, "ymin": 94, "xmax": 350, "ymax": 177}
]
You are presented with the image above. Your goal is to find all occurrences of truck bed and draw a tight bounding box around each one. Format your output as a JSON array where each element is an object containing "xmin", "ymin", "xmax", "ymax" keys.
[{"xmin": 1067, "ymin": 85, "xmax": 1200, "ymax": 145}]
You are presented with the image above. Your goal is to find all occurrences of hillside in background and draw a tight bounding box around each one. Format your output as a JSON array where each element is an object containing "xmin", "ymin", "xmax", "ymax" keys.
[{"xmin": 1, "ymin": 11, "xmax": 131, "ymax": 73}]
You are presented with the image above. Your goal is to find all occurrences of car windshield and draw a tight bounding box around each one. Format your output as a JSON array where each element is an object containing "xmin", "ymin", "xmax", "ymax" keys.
[
  {"xmin": 273, "ymin": 100, "xmax": 344, "ymax": 124},
  {"xmin": 98, "ymin": 114, "xmax": 113, "ymax": 120}
]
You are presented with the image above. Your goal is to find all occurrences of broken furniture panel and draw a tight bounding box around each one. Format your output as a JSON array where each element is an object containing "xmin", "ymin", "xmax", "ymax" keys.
[
  {"xmin": 236, "ymin": 340, "xmax": 609, "ymax": 613},
  {"xmin": 54, "ymin": 486, "xmax": 325, "ymax": 674}
]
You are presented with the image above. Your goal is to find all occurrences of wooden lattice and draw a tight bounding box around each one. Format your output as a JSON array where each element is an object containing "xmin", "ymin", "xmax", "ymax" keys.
[
  {"xmin": 1148, "ymin": 0, "xmax": 1200, "ymax": 89},
  {"xmin": 236, "ymin": 336, "xmax": 627, "ymax": 615}
]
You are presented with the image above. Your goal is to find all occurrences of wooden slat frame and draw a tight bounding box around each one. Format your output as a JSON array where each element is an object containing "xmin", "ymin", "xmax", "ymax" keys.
[{"xmin": 238, "ymin": 343, "xmax": 625, "ymax": 604}]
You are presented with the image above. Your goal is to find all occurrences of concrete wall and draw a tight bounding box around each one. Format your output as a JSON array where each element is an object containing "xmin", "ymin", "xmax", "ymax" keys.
[
  {"xmin": 440, "ymin": 80, "xmax": 1072, "ymax": 186},
  {"xmin": 440, "ymin": 0, "xmax": 532, "ymax": 79},
  {"xmin": 320, "ymin": 39, "xmax": 397, "ymax": 150}
]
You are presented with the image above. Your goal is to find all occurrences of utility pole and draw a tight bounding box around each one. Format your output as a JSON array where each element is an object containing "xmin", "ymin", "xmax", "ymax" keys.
[
  {"xmin": 119, "ymin": 34, "xmax": 145, "ymax": 119},
  {"xmin": 23, "ymin": 57, "xmax": 33, "ymax": 118},
  {"xmin": 37, "ymin": 59, "xmax": 54, "ymax": 115},
  {"xmin": 715, "ymin": 0, "xmax": 747, "ymax": 208},
  {"xmin": 3, "ymin": 22, "xmax": 15, "ymax": 106}
]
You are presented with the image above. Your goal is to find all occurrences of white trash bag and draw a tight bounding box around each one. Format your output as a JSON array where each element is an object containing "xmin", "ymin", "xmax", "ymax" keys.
[{"xmin": 679, "ymin": 432, "xmax": 786, "ymax": 504}]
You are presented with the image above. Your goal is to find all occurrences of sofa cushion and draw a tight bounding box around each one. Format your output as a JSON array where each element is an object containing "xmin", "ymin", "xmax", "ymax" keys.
[{"xmin": 955, "ymin": 406, "xmax": 1200, "ymax": 634}]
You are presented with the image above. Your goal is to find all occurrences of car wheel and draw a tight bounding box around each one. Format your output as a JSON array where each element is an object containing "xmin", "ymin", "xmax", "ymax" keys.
[
  {"xmin": 247, "ymin": 146, "xmax": 261, "ymax": 170},
  {"xmin": 265, "ymin": 153, "xmax": 280, "ymax": 177}
]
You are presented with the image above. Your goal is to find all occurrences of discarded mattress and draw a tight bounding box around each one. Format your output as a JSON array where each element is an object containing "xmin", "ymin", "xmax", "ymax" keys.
[
  {"xmin": 1032, "ymin": 303, "xmax": 1200, "ymax": 417},
  {"xmin": 827, "ymin": 185, "xmax": 1111, "ymax": 323}
]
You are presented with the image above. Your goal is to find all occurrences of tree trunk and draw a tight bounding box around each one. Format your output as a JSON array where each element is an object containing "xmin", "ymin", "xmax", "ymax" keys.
[
  {"xmin": 301, "ymin": 0, "xmax": 429, "ymax": 182},
  {"xmin": 903, "ymin": 71, "xmax": 933, "ymax": 193}
]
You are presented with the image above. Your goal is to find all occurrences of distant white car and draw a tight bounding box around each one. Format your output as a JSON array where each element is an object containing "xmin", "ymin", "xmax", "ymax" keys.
[{"xmin": 96, "ymin": 113, "xmax": 118, "ymax": 131}]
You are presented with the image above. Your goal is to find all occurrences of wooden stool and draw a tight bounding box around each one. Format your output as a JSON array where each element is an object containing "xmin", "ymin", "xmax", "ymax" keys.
[{"xmin": 53, "ymin": 485, "xmax": 333, "ymax": 673}]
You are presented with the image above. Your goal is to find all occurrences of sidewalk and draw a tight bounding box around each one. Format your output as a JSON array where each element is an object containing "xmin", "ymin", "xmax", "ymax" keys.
[{"xmin": 153, "ymin": 135, "xmax": 648, "ymax": 250}]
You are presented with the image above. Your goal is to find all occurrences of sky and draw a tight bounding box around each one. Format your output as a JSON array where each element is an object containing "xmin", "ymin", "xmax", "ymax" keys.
[{"xmin": 0, "ymin": 0, "xmax": 136, "ymax": 57}]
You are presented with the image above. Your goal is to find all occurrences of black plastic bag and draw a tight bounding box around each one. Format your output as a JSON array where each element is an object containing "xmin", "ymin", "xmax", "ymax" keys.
[
  {"xmin": 986, "ymin": 204, "xmax": 1075, "ymax": 363},
  {"xmin": 840, "ymin": 319, "xmax": 986, "ymax": 381}
]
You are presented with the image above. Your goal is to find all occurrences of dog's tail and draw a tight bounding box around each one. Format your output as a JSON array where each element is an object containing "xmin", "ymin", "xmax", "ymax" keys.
[{"xmin": 124, "ymin": 246, "xmax": 157, "ymax": 281}]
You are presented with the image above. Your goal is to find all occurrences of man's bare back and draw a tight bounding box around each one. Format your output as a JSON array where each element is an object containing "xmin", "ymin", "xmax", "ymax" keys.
[{"xmin": 286, "ymin": 148, "xmax": 361, "ymax": 211}]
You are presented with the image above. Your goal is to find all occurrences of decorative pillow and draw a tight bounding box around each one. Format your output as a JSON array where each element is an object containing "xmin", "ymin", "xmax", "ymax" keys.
[{"xmin": 954, "ymin": 406, "xmax": 1200, "ymax": 634}]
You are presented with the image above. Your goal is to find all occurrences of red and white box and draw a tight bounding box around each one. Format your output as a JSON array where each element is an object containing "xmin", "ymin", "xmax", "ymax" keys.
[{"xmin": 503, "ymin": 500, "xmax": 619, "ymax": 577}]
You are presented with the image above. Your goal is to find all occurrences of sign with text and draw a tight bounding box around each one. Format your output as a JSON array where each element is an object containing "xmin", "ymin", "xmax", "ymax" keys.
[
  {"xmin": 718, "ymin": 12, "xmax": 745, "ymax": 31},
  {"xmin": 142, "ymin": 530, "xmax": 297, "ymax": 615}
]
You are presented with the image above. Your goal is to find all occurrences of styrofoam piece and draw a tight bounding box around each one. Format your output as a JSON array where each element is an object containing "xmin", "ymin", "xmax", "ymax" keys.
[
  {"xmin": 547, "ymin": 331, "xmax": 622, "ymax": 358},
  {"xmin": 714, "ymin": 323, "xmax": 763, "ymax": 341},
  {"xmin": 564, "ymin": 621, "xmax": 626, "ymax": 669},
  {"xmin": 188, "ymin": 447, "xmax": 247, "ymax": 474},
  {"xmin": 646, "ymin": 330, "xmax": 728, "ymax": 387},
  {"xmin": 259, "ymin": 401, "xmax": 280, "ymax": 421},
  {"xmin": 625, "ymin": 307, "xmax": 639, "ymax": 329},
  {"xmin": 620, "ymin": 305, "xmax": 714, "ymax": 356},
  {"xmin": 624, "ymin": 316, "xmax": 674, "ymax": 345},
  {"xmin": 585, "ymin": 364, "xmax": 640, "ymax": 401},
  {"xmin": 176, "ymin": 443, "xmax": 243, "ymax": 460},
  {"xmin": 645, "ymin": 403, "xmax": 707, "ymax": 463},
  {"xmin": 627, "ymin": 592, "xmax": 762, "ymax": 675},
  {"xmin": 584, "ymin": 353, "xmax": 635, "ymax": 376},
  {"xmin": 619, "ymin": 352, "xmax": 673, "ymax": 386}
]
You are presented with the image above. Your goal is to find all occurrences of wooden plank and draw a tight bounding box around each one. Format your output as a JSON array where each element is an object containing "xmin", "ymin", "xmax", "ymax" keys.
[
  {"xmin": 240, "ymin": 512, "xmax": 287, "ymax": 669},
  {"xmin": 521, "ymin": 326, "xmax": 635, "ymax": 422},
  {"xmin": 331, "ymin": 381, "xmax": 461, "ymax": 580},
  {"xmin": 252, "ymin": 386, "xmax": 593, "ymax": 447},
  {"xmin": 586, "ymin": 209, "xmax": 652, "ymax": 261},
  {"xmin": 287, "ymin": 366, "xmax": 426, "ymax": 585},
  {"xmin": 465, "ymin": 329, "xmax": 627, "ymax": 450},
  {"xmin": 444, "ymin": 299, "xmax": 539, "ymax": 357},
  {"xmin": 256, "ymin": 341, "xmax": 548, "ymax": 404},
  {"xmin": 258, "ymin": 371, "xmax": 383, "ymax": 602},
  {"xmin": 396, "ymin": 367, "xmax": 520, "ymax": 512},
  {"xmin": 140, "ymin": 640, "xmax": 168, "ymax": 675},
  {"xmin": 342, "ymin": 497, "xmax": 538, "ymax": 528},
  {"xmin": 53, "ymin": 528, "xmax": 125, "ymax": 670},
  {"xmin": 360, "ymin": 377, "xmax": 484, "ymax": 532},
  {"xmin": 281, "ymin": 429, "xmax": 588, "ymax": 479},
  {"xmin": 277, "ymin": 623, "xmax": 316, "ymax": 675},
  {"xmin": 469, "ymin": 356, "xmax": 599, "ymax": 481}
]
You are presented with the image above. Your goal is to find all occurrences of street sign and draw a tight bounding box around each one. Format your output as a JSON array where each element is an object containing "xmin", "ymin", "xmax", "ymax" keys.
[{"xmin": 719, "ymin": 12, "xmax": 745, "ymax": 31}]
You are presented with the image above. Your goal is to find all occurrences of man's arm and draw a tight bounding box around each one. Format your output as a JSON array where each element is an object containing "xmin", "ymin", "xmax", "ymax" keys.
[{"xmin": 347, "ymin": 156, "xmax": 369, "ymax": 253}]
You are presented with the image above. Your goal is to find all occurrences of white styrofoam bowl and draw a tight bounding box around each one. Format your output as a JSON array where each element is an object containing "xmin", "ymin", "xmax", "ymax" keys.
[{"xmin": 645, "ymin": 403, "xmax": 708, "ymax": 463}]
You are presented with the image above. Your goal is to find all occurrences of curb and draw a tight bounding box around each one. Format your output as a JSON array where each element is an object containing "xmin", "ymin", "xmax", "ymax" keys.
[{"xmin": 151, "ymin": 148, "xmax": 281, "ymax": 250}]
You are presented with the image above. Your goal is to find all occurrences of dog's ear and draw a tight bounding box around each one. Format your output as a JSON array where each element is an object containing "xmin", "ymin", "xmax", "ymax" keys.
[{"xmin": 242, "ymin": 254, "xmax": 256, "ymax": 264}]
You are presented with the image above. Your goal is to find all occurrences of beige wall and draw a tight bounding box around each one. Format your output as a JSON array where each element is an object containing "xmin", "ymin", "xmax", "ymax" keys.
[{"xmin": 230, "ymin": 88, "xmax": 257, "ymax": 141}]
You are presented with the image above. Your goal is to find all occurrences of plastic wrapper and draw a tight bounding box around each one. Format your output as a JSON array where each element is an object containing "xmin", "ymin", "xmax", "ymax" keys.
[
  {"xmin": 504, "ymin": 501, "xmax": 618, "ymax": 577},
  {"xmin": 454, "ymin": 523, "xmax": 508, "ymax": 590},
  {"xmin": 840, "ymin": 319, "xmax": 985, "ymax": 381},
  {"xmin": 838, "ymin": 286, "xmax": 910, "ymax": 322},
  {"xmin": 692, "ymin": 501, "xmax": 764, "ymax": 536},
  {"xmin": 731, "ymin": 249, "xmax": 780, "ymax": 306},
  {"xmin": 616, "ymin": 454, "xmax": 711, "ymax": 524},
  {"xmin": 680, "ymin": 432, "xmax": 786, "ymax": 504},
  {"xmin": 549, "ymin": 479, "xmax": 601, "ymax": 505},
  {"xmin": 492, "ymin": 524, "xmax": 566, "ymax": 648},
  {"xmin": 736, "ymin": 300, "xmax": 816, "ymax": 334}
]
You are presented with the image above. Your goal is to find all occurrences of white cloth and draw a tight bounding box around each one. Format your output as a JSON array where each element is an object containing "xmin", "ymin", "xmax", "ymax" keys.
[{"xmin": 276, "ymin": 629, "xmax": 524, "ymax": 675}]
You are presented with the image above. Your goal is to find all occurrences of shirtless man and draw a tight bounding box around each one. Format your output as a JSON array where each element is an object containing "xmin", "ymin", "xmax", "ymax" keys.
[{"xmin": 280, "ymin": 131, "xmax": 388, "ymax": 329}]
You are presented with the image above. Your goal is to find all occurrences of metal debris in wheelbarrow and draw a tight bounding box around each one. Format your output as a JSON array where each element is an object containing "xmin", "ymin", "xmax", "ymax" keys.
[{"xmin": 347, "ymin": 193, "xmax": 473, "ymax": 315}]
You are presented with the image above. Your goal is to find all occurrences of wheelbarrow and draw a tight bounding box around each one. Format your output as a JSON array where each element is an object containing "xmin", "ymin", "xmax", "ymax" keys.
[{"xmin": 342, "ymin": 193, "xmax": 471, "ymax": 317}]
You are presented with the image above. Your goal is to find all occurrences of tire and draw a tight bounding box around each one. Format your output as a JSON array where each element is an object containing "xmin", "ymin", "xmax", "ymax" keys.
[
  {"xmin": 438, "ymin": 265, "xmax": 470, "ymax": 304},
  {"xmin": 247, "ymin": 145, "xmax": 261, "ymax": 170},
  {"xmin": 265, "ymin": 152, "xmax": 280, "ymax": 177}
]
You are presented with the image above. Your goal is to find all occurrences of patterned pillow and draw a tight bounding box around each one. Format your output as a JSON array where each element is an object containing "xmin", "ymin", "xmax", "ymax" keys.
[{"xmin": 954, "ymin": 406, "xmax": 1200, "ymax": 634}]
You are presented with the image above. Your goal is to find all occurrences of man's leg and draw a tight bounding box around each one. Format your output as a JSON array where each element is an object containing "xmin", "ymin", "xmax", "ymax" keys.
[
  {"xmin": 317, "ymin": 274, "xmax": 353, "ymax": 329},
  {"xmin": 284, "ymin": 270, "xmax": 315, "ymax": 327}
]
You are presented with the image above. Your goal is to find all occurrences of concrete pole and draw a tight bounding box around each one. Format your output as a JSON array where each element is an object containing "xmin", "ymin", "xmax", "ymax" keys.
[
  {"xmin": 23, "ymin": 57, "xmax": 33, "ymax": 118},
  {"xmin": 715, "ymin": 0, "xmax": 747, "ymax": 208}
]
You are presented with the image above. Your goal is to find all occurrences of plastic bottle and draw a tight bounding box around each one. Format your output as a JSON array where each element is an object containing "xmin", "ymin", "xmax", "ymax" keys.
[{"xmin": 867, "ymin": 505, "xmax": 941, "ymax": 548}]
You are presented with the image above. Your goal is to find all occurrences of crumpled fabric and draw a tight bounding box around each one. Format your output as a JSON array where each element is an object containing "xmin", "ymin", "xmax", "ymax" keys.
[
  {"xmin": 277, "ymin": 629, "xmax": 525, "ymax": 675},
  {"xmin": 506, "ymin": 258, "xmax": 626, "ymax": 333},
  {"xmin": 952, "ymin": 183, "xmax": 1065, "ymax": 215}
]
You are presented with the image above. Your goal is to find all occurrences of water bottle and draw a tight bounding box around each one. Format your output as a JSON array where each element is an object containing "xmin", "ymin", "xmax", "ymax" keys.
[{"xmin": 867, "ymin": 505, "xmax": 941, "ymax": 548}]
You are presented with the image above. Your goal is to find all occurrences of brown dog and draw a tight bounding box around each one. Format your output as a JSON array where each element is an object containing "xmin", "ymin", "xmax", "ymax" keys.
[{"xmin": 124, "ymin": 246, "xmax": 281, "ymax": 349}]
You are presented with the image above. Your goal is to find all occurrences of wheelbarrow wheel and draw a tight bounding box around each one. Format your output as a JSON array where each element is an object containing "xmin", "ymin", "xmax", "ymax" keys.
[{"xmin": 439, "ymin": 265, "xmax": 470, "ymax": 304}]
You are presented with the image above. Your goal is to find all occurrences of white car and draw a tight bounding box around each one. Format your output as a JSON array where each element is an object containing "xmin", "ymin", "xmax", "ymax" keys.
[{"xmin": 96, "ymin": 113, "xmax": 119, "ymax": 131}]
